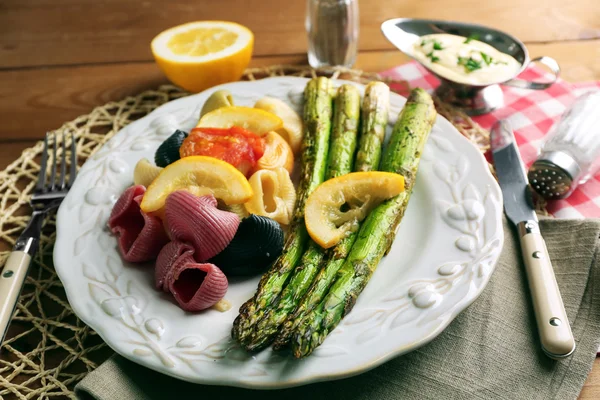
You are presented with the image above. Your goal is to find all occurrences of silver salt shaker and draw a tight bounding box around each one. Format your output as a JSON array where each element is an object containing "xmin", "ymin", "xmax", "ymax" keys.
[
  {"xmin": 528, "ymin": 91, "xmax": 600, "ymax": 199},
  {"xmin": 306, "ymin": 0, "xmax": 359, "ymax": 68}
]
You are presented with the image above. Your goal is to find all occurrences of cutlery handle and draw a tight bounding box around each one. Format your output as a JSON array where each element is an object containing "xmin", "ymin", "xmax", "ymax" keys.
[
  {"xmin": 0, "ymin": 251, "xmax": 32, "ymax": 344},
  {"xmin": 518, "ymin": 221, "xmax": 575, "ymax": 359}
]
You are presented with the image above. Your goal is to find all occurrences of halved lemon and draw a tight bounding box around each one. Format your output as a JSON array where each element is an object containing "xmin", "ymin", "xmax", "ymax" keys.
[
  {"xmin": 140, "ymin": 156, "xmax": 253, "ymax": 213},
  {"xmin": 305, "ymin": 172, "xmax": 405, "ymax": 249},
  {"xmin": 151, "ymin": 21, "xmax": 254, "ymax": 93},
  {"xmin": 197, "ymin": 106, "xmax": 283, "ymax": 135},
  {"xmin": 254, "ymin": 97, "xmax": 304, "ymax": 153}
]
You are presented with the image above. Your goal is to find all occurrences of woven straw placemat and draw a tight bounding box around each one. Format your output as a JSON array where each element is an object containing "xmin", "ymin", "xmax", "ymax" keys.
[{"xmin": 0, "ymin": 65, "xmax": 494, "ymax": 399}]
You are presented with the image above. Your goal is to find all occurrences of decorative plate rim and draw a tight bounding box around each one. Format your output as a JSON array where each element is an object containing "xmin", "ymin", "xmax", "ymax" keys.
[{"xmin": 54, "ymin": 76, "xmax": 504, "ymax": 389}]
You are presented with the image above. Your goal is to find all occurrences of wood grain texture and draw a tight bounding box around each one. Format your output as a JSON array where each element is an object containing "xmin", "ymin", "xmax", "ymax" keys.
[
  {"xmin": 0, "ymin": 54, "xmax": 302, "ymax": 141},
  {"xmin": 2, "ymin": 40, "xmax": 599, "ymax": 142},
  {"xmin": 581, "ymin": 358, "xmax": 600, "ymax": 399},
  {"xmin": 0, "ymin": 141, "xmax": 37, "ymax": 171},
  {"xmin": 529, "ymin": 40, "xmax": 600, "ymax": 82},
  {"xmin": 1, "ymin": 0, "xmax": 599, "ymax": 68},
  {"xmin": 0, "ymin": 1, "xmax": 599, "ymax": 396}
]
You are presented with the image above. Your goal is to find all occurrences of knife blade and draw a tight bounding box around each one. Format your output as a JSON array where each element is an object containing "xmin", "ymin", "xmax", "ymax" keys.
[{"xmin": 491, "ymin": 120, "xmax": 575, "ymax": 359}]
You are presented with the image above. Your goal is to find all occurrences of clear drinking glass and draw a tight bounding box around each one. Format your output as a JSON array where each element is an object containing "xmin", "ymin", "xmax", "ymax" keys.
[{"xmin": 306, "ymin": 0, "xmax": 359, "ymax": 68}]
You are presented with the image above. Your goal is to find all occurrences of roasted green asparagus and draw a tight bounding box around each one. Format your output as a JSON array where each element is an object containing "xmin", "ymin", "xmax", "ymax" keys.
[
  {"xmin": 243, "ymin": 84, "xmax": 361, "ymax": 350},
  {"xmin": 273, "ymin": 82, "xmax": 390, "ymax": 350},
  {"xmin": 354, "ymin": 82, "xmax": 390, "ymax": 171},
  {"xmin": 291, "ymin": 88, "xmax": 437, "ymax": 358},
  {"xmin": 232, "ymin": 77, "xmax": 334, "ymax": 344}
]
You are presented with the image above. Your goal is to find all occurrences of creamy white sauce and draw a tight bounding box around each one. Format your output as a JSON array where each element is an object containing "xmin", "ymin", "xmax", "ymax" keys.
[{"xmin": 412, "ymin": 33, "xmax": 521, "ymax": 85}]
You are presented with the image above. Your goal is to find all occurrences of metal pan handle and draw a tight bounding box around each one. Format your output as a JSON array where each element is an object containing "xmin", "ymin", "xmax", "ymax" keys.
[{"xmin": 503, "ymin": 56, "xmax": 560, "ymax": 90}]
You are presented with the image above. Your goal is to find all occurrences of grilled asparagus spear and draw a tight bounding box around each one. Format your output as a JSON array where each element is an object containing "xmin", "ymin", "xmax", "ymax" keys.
[
  {"xmin": 273, "ymin": 82, "xmax": 390, "ymax": 350},
  {"xmin": 232, "ymin": 77, "xmax": 334, "ymax": 344},
  {"xmin": 244, "ymin": 84, "xmax": 361, "ymax": 351},
  {"xmin": 325, "ymin": 84, "xmax": 361, "ymax": 179},
  {"xmin": 291, "ymin": 88, "xmax": 436, "ymax": 358},
  {"xmin": 354, "ymin": 82, "xmax": 390, "ymax": 171}
]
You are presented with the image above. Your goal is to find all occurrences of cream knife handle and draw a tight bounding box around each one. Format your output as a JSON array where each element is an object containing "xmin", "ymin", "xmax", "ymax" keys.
[
  {"xmin": 0, "ymin": 251, "xmax": 32, "ymax": 344},
  {"xmin": 518, "ymin": 221, "xmax": 575, "ymax": 359}
]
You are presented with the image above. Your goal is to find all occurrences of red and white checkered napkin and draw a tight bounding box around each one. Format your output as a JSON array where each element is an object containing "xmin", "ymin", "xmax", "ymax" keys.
[{"xmin": 380, "ymin": 61, "xmax": 600, "ymax": 218}]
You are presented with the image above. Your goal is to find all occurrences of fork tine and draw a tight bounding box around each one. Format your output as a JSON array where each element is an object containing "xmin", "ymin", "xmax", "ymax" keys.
[
  {"xmin": 35, "ymin": 133, "xmax": 49, "ymax": 192},
  {"xmin": 69, "ymin": 132, "xmax": 77, "ymax": 186},
  {"xmin": 50, "ymin": 133, "xmax": 58, "ymax": 190},
  {"xmin": 59, "ymin": 131, "xmax": 67, "ymax": 190}
]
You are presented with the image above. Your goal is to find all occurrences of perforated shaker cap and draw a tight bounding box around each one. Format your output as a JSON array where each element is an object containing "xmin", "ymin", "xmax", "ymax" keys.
[{"xmin": 528, "ymin": 151, "xmax": 582, "ymax": 199}]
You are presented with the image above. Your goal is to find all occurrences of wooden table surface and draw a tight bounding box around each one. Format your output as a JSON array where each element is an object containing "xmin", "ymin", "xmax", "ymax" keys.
[{"xmin": 1, "ymin": 0, "xmax": 599, "ymax": 397}]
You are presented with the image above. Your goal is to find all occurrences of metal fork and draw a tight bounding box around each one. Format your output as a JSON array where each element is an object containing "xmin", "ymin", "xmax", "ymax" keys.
[{"xmin": 0, "ymin": 132, "xmax": 77, "ymax": 344}]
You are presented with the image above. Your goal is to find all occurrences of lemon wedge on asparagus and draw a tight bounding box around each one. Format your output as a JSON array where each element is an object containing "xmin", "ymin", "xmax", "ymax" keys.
[
  {"xmin": 305, "ymin": 171, "xmax": 405, "ymax": 249},
  {"xmin": 197, "ymin": 106, "xmax": 283, "ymax": 135},
  {"xmin": 140, "ymin": 156, "xmax": 253, "ymax": 213}
]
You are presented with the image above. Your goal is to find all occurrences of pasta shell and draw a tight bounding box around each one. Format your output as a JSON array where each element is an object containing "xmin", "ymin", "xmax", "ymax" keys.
[
  {"xmin": 254, "ymin": 97, "xmax": 303, "ymax": 154},
  {"xmin": 133, "ymin": 158, "xmax": 163, "ymax": 187},
  {"xmin": 108, "ymin": 185, "xmax": 169, "ymax": 263},
  {"xmin": 244, "ymin": 168, "xmax": 296, "ymax": 225},
  {"xmin": 154, "ymin": 130, "xmax": 188, "ymax": 167},
  {"xmin": 170, "ymin": 262, "xmax": 228, "ymax": 312},
  {"xmin": 155, "ymin": 240, "xmax": 195, "ymax": 292},
  {"xmin": 222, "ymin": 203, "xmax": 250, "ymax": 219},
  {"xmin": 276, "ymin": 168, "xmax": 296, "ymax": 220},
  {"xmin": 165, "ymin": 192, "xmax": 240, "ymax": 261},
  {"xmin": 253, "ymin": 131, "xmax": 294, "ymax": 174},
  {"xmin": 200, "ymin": 90, "xmax": 235, "ymax": 117},
  {"xmin": 209, "ymin": 214, "xmax": 284, "ymax": 276}
]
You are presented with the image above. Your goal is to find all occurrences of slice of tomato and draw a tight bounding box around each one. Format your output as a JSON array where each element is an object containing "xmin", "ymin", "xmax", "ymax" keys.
[
  {"xmin": 229, "ymin": 126, "xmax": 266, "ymax": 159},
  {"xmin": 179, "ymin": 127, "xmax": 265, "ymax": 177}
]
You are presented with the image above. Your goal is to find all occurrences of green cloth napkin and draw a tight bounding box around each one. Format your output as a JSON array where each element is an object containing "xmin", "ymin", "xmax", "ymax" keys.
[{"xmin": 75, "ymin": 218, "xmax": 600, "ymax": 400}]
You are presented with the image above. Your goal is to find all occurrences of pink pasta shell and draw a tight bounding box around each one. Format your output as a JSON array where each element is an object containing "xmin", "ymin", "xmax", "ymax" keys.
[
  {"xmin": 165, "ymin": 192, "xmax": 240, "ymax": 261},
  {"xmin": 169, "ymin": 262, "xmax": 228, "ymax": 311},
  {"xmin": 155, "ymin": 241, "xmax": 195, "ymax": 292},
  {"xmin": 108, "ymin": 185, "xmax": 169, "ymax": 263}
]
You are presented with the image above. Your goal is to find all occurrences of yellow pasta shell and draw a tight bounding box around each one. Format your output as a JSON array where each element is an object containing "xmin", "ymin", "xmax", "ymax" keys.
[
  {"xmin": 253, "ymin": 131, "xmax": 294, "ymax": 175},
  {"xmin": 223, "ymin": 203, "xmax": 250, "ymax": 219},
  {"xmin": 133, "ymin": 158, "xmax": 163, "ymax": 187},
  {"xmin": 245, "ymin": 168, "xmax": 296, "ymax": 225},
  {"xmin": 254, "ymin": 97, "xmax": 303, "ymax": 153},
  {"xmin": 200, "ymin": 90, "xmax": 235, "ymax": 117}
]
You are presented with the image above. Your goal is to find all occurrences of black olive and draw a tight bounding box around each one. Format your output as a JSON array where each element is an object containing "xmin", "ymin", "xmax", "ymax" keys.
[
  {"xmin": 210, "ymin": 215, "xmax": 284, "ymax": 276},
  {"xmin": 154, "ymin": 130, "xmax": 188, "ymax": 168}
]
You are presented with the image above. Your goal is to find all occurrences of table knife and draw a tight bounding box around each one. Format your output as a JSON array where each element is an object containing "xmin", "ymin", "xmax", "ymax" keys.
[{"xmin": 491, "ymin": 120, "xmax": 575, "ymax": 359}]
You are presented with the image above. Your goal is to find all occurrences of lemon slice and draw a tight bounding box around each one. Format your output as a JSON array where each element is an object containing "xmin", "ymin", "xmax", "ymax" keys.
[
  {"xmin": 197, "ymin": 106, "xmax": 283, "ymax": 135},
  {"xmin": 151, "ymin": 21, "xmax": 254, "ymax": 93},
  {"xmin": 305, "ymin": 172, "xmax": 405, "ymax": 249},
  {"xmin": 254, "ymin": 97, "xmax": 304, "ymax": 153},
  {"xmin": 140, "ymin": 156, "xmax": 253, "ymax": 213}
]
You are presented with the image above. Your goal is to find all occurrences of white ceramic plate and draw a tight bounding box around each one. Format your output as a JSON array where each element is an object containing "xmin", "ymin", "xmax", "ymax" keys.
[{"xmin": 54, "ymin": 77, "xmax": 503, "ymax": 389}]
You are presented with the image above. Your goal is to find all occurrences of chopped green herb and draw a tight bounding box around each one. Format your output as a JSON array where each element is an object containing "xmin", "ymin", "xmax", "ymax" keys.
[
  {"xmin": 480, "ymin": 52, "xmax": 493, "ymax": 65},
  {"xmin": 457, "ymin": 56, "xmax": 482, "ymax": 72},
  {"xmin": 420, "ymin": 39, "xmax": 431, "ymax": 47},
  {"xmin": 433, "ymin": 40, "xmax": 444, "ymax": 50},
  {"xmin": 463, "ymin": 33, "xmax": 480, "ymax": 44},
  {"xmin": 426, "ymin": 51, "xmax": 440, "ymax": 63}
]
